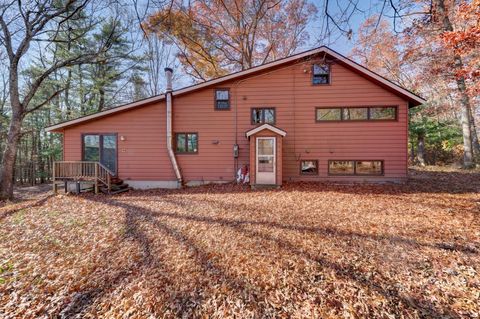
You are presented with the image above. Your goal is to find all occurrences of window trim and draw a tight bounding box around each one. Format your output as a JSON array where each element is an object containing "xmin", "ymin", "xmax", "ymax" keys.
[
  {"xmin": 174, "ymin": 132, "xmax": 199, "ymax": 154},
  {"xmin": 311, "ymin": 63, "xmax": 332, "ymax": 86},
  {"xmin": 214, "ymin": 88, "xmax": 230, "ymax": 110},
  {"xmin": 300, "ymin": 160, "xmax": 319, "ymax": 175},
  {"xmin": 251, "ymin": 107, "xmax": 276, "ymax": 125},
  {"xmin": 81, "ymin": 132, "xmax": 118, "ymax": 175},
  {"xmin": 328, "ymin": 160, "xmax": 384, "ymax": 176},
  {"xmin": 315, "ymin": 106, "xmax": 398, "ymax": 122}
]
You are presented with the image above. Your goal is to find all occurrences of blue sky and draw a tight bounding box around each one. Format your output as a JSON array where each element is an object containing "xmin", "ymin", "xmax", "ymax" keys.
[
  {"xmin": 127, "ymin": 0, "xmax": 417, "ymax": 91},
  {"xmin": 135, "ymin": 0, "xmax": 392, "ymax": 55},
  {"xmin": 305, "ymin": 0, "xmax": 396, "ymax": 55},
  {"xmin": 163, "ymin": 0, "xmax": 392, "ymax": 87}
]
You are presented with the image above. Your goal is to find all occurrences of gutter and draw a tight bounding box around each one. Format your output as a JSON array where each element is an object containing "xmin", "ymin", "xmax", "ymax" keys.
[{"xmin": 165, "ymin": 67, "xmax": 183, "ymax": 187}]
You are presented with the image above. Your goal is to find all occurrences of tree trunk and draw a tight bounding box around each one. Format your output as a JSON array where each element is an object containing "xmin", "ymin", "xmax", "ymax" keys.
[
  {"xmin": 98, "ymin": 87, "xmax": 105, "ymax": 112},
  {"xmin": 65, "ymin": 68, "xmax": 72, "ymax": 118},
  {"xmin": 455, "ymin": 64, "xmax": 474, "ymax": 168},
  {"xmin": 435, "ymin": 0, "xmax": 475, "ymax": 168},
  {"xmin": 410, "ymin": 141, "xmax": 415, "ymax": 163},
  {"xmin": 30, "ymin": 132, "xmax": 34, "ymax": 185},
  {"xmin": 37, "ymin": 131, "xmax": 45, "ymax": 184},
  {"xmin": 417, "ymin": 132, "xmax": 426, "ymax": 167},
  {"xmin": 79, "ymin": 64, "xmax": 86, "ymax": 115},
  {"xmin": 0, "ymin": 113, "xmax": 23, "ymax": 199},
  {"xmin": 65, "ymin": 31, "xmax": 72, "ymax": 118},
  {"xmin": 468, "ymin": 106, "xmax": 480, "ymax": 158},
  {"xmin": 1, "ymin": 51, "xmax": 22, "ymax": 198}
]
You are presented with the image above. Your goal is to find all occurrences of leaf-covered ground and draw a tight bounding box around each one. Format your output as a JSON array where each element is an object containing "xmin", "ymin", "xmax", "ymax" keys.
[{"xmin": 1, "ymin": 168, "xmax": 479, "ymax": 318}]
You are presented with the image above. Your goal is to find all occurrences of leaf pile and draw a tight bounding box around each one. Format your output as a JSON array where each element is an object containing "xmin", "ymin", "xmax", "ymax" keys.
[{"xmin": 1, "ymin": 168, "xmax": 479, "ymax": 318}]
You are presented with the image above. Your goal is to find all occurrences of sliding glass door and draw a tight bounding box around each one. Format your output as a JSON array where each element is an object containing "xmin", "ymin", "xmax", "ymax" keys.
[{"xmin": 82, "ymin": 134, "xmax": 117, "ymax": 174}]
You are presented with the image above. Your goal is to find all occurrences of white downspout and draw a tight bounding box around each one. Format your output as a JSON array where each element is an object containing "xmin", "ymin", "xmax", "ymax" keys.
[{"xmin": 165, "ymin": 67, "xmax": 182, "ymax": 187}]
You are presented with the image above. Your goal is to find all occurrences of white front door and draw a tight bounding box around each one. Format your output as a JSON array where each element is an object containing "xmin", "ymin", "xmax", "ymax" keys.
[{"xmin": 256, "ymin": 137, "xmax": 276, "ymax": 184}]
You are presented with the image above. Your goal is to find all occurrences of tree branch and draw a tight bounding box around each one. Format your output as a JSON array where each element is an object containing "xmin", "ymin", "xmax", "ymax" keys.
[
  {"xmin": 24, "ymin": 87, "xmax": 66, "ymax": 114},
  {"xmin": 0, "ymin": 11, "xmax": 14, "ymax": 61},
  {"xmin": 22, "ymin": 52, "xmax": 105, "ymax": 110}
]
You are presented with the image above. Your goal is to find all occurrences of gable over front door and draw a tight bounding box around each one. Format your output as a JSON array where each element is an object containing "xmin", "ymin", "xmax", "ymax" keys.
[{"xmin": 246, "ymin": 124, "xmax": 286, "ymax": 187}]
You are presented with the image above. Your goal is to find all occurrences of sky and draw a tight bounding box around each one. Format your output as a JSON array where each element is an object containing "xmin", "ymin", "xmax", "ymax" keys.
[
  {"xmin": 134, "ymin": 0, "xmax": 396, "ymax": 53},
  {"xmin": 154, "ymin": 0, "xmax": 396, "ymax": 88},
  {"xmin": 0, "ymin": 0, "xmax": 409, "ymax": 102},
  {"xmin": 304, "ymin": 0, "xmax": 405, "ymax": 55}
]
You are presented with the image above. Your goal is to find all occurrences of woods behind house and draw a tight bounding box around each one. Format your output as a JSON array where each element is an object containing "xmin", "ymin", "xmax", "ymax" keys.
[{"xmin": 0, "ymin": 0, "xmax": 479, "ymax": 199}]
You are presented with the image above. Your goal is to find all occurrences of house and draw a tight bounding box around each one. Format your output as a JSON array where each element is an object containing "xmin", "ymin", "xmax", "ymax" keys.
[{"xmin": 46, "ymin": 46, "xmax": 425, "ymax": 191}]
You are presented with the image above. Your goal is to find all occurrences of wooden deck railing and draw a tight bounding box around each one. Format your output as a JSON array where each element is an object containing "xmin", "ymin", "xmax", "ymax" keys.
[{"xmin": 52, "ymin": 161, "xmax": 113, "ymax": 194}]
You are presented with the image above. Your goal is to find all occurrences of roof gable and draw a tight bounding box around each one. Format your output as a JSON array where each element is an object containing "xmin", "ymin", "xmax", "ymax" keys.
[
  {"xmin": 46, "ymin": 46, "xmax": 425, "ymax": 132},
  {"xmin": 246, "ymin": 124, "xmax": 287, "ymax": 137}
]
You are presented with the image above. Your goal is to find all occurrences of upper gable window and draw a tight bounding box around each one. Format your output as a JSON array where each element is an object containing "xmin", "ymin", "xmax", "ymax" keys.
[
  {"xmin": 312, "ymin": 64, "xmax": 330, "ymax": 85},
  {"xmin": 215, "ymin": 89, "xmax": 230, "ymax": 110},
  {"xmin": 252, "ymin": 108, "xmax": 275, "ymax": 124}
]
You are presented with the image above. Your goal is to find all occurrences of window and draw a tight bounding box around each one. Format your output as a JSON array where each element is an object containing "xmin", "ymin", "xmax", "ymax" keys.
[
  {"xmin": 83, "ymin": 135, "xmax": 100, "ymax": 161},
  {"xmin": 370, "ymin": 107, "xmax": 396, "ymax": 120},
  {"xmin": 252, "ymin": 108, "xmax": 275, "ymax": 124},
  {"xmin": 102, "ymin": 135, "xmax": 117, "ymax": 173},
  {"xmin": 175, "ymin": 133, "xmax": 198, "ymax": 153},
  {"xmin": 328, "ymin": 161, "xmax": 354, "ymax": 175},
  {"xmin": 215, "ymin": 89, "xmax": 230, "ymax": 110},
  {"xmin": 257, "ymin": 138, "xmax": 275, "ymax": 172},
  {"xmin": 328, "ymin": 160, "xmax": 383, "ymax": 176},
  {"xmin": 300, "ymin": 160, "xmax": 318, "ymax": 175},
  {"xmin": 316, "ymin": 106, "xmax": 397, "ymax": 122},
  {"xmin": 316, "ymin": 108, "xmax": 341, "ymax": 121},
  {"xmin": 343, "ymin": 107, "xmax": 368, "ymax": 120},
  {"xmin": 355, "ymin": 161, "xmax": 383, "ymax": 175},
  {"xmin": 312, "ymin": 64, "xmax": 330, "ymax": 85},
  {"xmin": 82, "ymin": 134, "xmax": 117, "ymax": 173}
]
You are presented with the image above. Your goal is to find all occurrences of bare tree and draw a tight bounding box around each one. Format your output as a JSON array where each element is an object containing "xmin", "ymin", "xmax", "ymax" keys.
[
  {"xmin": 0, "ymin": 0, "xmax": 115, "ymax": 199},
  {"xmin": 144, "ymin": 35, "xmax": 177, "ymax": 95},
  {"xmin": 132, "ymin": 0, "xmax": 182, "ymax": 94},
  {"xmin": 0, "ymin": 69, "xmax": 8, "ymax": 114},
  {"xmin": 0, "ymin": 64, "xmax": 8, "ymax": 162},
  {"xmin": 143, "ymin": 0, "xmax": 316, "ymax": 81}
]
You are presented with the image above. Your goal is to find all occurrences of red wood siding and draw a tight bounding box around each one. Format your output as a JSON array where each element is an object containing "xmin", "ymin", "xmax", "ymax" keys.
[
  {"xmin": 172, "ymin": 88, "xmax": 236, "ymax": 181},
  {"xmin": 233, "ymin": 64, "xmax": 408, "ymax": 180},
  {"xmin": 61, "ymin": 57, "xmax": 409, "ymax": 184},
  {"xmin": 62, "ymin": 101, "xmax": 176, "ymax": 181}
]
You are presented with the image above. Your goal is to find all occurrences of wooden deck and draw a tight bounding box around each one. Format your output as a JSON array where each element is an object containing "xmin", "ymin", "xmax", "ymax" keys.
[{"xmin": 52, "ymin": 161, "xmax": 113, "ymax": 194}]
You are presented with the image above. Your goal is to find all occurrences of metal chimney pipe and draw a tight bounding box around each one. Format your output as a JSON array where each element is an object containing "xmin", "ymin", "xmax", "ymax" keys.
[
  {"xmin": 164, "ymin": 67, "xmax": 182, "ymax": 186},
  {"xmin": 165, "ymin": 67, "xmax": 173, "ymax": 92}
]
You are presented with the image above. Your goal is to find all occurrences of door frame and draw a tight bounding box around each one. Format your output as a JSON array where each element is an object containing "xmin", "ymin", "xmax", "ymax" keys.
[
  {"xmin": 81, "ymin": 133, "xmax": 118, "ymax": 176},
  {"xmin": 255, "ymin": 136, "xmax": 276, "ymax": 185}
]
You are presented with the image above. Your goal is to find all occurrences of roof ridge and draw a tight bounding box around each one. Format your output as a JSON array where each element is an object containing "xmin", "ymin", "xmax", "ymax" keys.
[{"xmin": 46, "ymin": 45, "xmax": 425, "ymax": 132}]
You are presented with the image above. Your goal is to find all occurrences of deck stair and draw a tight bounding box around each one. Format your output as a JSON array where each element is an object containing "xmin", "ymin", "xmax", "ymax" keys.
[
  {"xmin": 100, "ymin": 177, "xmax": 132, "ymax": 194},
  {"xmin": 52, "ymin": 161, "xmax": 131, "ymax": 195}
]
